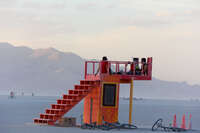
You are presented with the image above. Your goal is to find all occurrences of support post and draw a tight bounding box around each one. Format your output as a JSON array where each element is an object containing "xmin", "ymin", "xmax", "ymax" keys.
[
  {"xmin": 129, "ymin": 79, "xmax": 134, "ymax": 125},
  {"xmin": 90, "ymin": 98, "xmax": 93, "ymax": 124},
  {"xmin": 85, "ymin": 62, "xmax": 87, "ymax": 79}
]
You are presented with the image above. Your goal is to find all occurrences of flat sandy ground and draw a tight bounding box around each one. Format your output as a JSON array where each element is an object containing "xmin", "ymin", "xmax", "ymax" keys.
[{"xmin": 0, "ymin": 96, "xmax": 199, "ymax": 133}]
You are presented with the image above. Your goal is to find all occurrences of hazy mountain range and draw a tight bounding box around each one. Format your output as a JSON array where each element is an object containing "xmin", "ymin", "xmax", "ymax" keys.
[{"xmin": 0, "ymin": 42, "xmax": 199, "ymax": 99}]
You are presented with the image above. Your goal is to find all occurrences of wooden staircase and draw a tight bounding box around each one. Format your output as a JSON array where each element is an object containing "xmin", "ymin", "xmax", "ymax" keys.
[{"xmin": 34, "ymin": 79, "xmax": 99, "ymax": 125}]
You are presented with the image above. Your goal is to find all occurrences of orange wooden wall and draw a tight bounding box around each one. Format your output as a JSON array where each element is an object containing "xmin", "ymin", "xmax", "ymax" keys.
[{"xmin": 83, "ymin": 75, "xmax": 120, "ymax": 125}]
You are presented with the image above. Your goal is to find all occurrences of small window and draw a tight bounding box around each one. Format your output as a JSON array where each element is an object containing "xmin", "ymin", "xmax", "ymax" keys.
[{"xmin": 103, "ymin": 83, "xmax": 117, "ymax": 106}]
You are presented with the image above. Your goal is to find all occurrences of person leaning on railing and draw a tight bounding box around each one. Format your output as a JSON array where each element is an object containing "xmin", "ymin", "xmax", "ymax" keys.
[
  {"xmin": 134, "ymin": 58, "xmax": 141, "ymax": 75},
  {"xmin": 127, "ymin": 58, "xmax": 141, "ymax": 75},
  {"xmin": 126, "ymin": 61, "xmax": 134, "ymax": 75},
  {"xmin": 95, "ymin": 56, "xmax": 109, "ymax": 76},
  {"xmin": 141, "ymin": 58, "xmax": 148, "ymax": 76}
]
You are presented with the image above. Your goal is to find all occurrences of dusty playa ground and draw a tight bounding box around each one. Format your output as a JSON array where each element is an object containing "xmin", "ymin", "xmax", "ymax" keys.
[{"xmin": 0, "ymin": 95, "xmax": 199, "ymax": 133}]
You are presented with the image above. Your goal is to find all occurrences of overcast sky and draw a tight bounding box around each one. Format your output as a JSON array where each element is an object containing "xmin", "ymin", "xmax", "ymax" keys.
[{"xmin": 0, "ymin": 0, "xmax": 200, "ymax": 84}]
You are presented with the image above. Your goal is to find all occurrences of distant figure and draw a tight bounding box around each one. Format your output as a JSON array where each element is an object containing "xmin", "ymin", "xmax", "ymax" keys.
[
  {"xmin": 9, "ymin": 91, "xmax": 15, "ymax": 99},
  {"xmin": 95, "ymin": 56, "xmax": 110, "ymax": 75},
  {"xmin": 32, "ymin": 93, "xmax": 34, "ymax": 96},
  {"xmin": 141, "ymin": 58, "xmax": 148, "ymax": 76}
]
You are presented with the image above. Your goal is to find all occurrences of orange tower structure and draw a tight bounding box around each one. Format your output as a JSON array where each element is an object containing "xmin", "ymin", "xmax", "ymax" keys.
[{"xmin": 34, "ymin": 57, "xmax": 152, "ymax": 126}]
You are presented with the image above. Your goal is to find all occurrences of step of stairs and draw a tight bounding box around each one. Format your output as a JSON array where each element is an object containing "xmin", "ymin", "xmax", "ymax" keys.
[
  {"xmin": 51, "ymin": 104, "xmax": 72, "ymax": 110},
  {"xmin": 34, "ymin": 118, "xmax": 53, "ymax": 124},
  {"xmin": 40, "ymin": 113, "xmax": 60, "ymax": 121},
  {"xmin": 68, "ymin": 89, "xmax": 89, "ymax": 95},
  {"xmin": 45, "ymin": 109, "xmax": 65, "ymax": 115}
]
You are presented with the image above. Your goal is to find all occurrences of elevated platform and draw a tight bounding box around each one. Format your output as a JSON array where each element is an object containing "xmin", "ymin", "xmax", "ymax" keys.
[{"xmin": 85, "ymin": 57, "xmax": 152, "ymax": 83}]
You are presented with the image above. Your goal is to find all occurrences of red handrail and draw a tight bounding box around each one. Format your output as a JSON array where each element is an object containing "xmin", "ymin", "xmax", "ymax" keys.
[{"xmin": 84, "ymin": 57, "xmax": 152, "ymax": 79}]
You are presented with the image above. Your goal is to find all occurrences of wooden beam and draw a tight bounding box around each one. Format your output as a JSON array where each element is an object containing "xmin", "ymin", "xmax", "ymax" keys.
[{"xmin": 129, "ymin": 79, "xmax": 134, "ymax": 125}]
